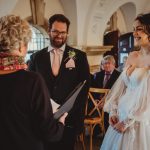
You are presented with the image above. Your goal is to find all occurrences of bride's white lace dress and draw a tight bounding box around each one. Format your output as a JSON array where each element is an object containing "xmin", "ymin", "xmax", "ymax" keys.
[{"xmin": 100, "ymin": 67, "xmax": 150, "ymax": 150}]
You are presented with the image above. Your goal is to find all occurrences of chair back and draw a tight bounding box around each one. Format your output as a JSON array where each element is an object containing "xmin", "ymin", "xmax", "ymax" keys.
[
  {"xmin": 85, "ymin": 88, "xmax": 109, "ymax": 119},
  {"xmin": 83, "ymin": 88, "xmax": 109, "ymax": 150}
]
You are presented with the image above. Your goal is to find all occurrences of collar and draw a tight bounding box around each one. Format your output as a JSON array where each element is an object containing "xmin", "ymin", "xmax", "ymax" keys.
[
  {"xmin": 105, "ymin": 70, "xmax": 113, "ymax": 75},
  {"xmin": 47, "ymin": 44, "xmax": 66, "ymax": 52}
]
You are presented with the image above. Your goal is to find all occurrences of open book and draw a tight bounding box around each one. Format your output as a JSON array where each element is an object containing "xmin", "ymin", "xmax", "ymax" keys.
[
  {"xmin": 50, "ymin": 98, "xmax": 60, "ymax": 113},
  {"xmin": 50, "ymin": 80, "xmax": 86, "ymax": 119}
]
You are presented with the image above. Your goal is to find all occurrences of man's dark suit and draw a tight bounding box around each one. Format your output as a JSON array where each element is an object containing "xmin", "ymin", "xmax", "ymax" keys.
[
  {"xmin": 92, "ymin": 69, "xmax": 120, "ymax": 89},
  {"xmin": 91, "ymin": 69, "xmax": 120, "ymax": 133},
  {"xmin": 28, "ymin": 45, "xmax": 90, "ymax": 150}
]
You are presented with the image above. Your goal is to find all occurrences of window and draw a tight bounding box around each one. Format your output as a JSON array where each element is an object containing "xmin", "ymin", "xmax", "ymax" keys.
[{"xmin": 25, "ymin": 25, "xmax": 50, "ymax": 62}]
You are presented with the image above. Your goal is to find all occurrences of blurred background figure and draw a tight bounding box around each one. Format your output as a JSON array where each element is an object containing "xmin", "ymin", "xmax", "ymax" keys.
[
  {"xmin": 92, "ymin": 55, "xmax": 120, "ymax": 89},
  {"xmin": 91, "ymin": 55, "xmax": 121, "ymax": 135}
]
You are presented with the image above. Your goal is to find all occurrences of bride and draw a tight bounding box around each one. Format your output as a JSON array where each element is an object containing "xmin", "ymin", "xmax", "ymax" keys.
[{"xmin": 100, "ymin": 12, "xmax": 150, "ymax": 150}]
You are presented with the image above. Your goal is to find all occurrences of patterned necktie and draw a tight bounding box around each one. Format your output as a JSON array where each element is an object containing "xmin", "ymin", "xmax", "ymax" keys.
[
  {"xmin": 52, "ymin": 49, "xmax": 60, "ymax": 76},
  {"xmin": 103, "ymin": 72, "xmax": 111, "ymax": 87}
]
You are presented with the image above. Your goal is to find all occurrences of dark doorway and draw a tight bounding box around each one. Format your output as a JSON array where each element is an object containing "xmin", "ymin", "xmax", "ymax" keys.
[{"xmin": 103, "ymin": 30, "xmax": 119, "ymax": 67}]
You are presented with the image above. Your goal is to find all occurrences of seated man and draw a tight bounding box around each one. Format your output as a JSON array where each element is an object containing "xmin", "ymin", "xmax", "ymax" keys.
[{"xmin": 91, "ymin": 55, "xmax": 121, "ymax": 134}]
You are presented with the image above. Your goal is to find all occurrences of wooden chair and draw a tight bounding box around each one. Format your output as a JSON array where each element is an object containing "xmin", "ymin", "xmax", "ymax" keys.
[
  {"xmin": 75, "ymin": 133, "xmax": 86, "ymax": 150},
  {"xmin": 84, "ymin": 88, "xmax": 109, "ymax": 150}
]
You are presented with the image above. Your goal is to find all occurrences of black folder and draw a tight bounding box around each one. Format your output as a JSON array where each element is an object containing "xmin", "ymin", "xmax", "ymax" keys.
[{"xmin": 53, "ymin": 80, "xmax": 86, "ymax": 119}]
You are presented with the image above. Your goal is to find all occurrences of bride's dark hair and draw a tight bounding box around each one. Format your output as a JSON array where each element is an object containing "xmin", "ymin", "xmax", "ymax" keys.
[{"xmin": 135, "ymin": 13, "xmax": 150, "ymax": 41}]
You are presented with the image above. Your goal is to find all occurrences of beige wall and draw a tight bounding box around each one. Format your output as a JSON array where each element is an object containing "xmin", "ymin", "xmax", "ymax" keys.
[
  {"xmin": 45, "ymin": 0, "xmax": 64, "ymax": 19},
  {"xmin": 12, "ymin": 0, "xmax": 31, "ymax": 19}
]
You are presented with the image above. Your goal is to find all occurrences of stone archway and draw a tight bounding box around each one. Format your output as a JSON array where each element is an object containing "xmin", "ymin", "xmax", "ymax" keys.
[{"xmin": 84, "ymin": 0, "xmax": 136, "ymax": 46}]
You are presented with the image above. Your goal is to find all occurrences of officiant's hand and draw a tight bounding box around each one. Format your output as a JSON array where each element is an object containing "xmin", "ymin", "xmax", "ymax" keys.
[{"xmin": 58, "ymin": 112, "xmax": 68, "ymax": 125}]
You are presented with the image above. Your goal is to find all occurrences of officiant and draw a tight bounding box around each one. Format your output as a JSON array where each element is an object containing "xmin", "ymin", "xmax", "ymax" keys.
[{"xmin": 28, "ymin": 14, "xmax": 90, "ymax": 150}]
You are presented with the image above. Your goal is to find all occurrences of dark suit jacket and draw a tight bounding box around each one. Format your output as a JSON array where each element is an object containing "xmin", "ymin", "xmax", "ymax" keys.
[
  {"xmin": 28, "ymin": 45, "xmax": 90, "ymax": 134},
  {"xmin": 91, "ymin": 69, "xmax": 121, "ymax": 89}
]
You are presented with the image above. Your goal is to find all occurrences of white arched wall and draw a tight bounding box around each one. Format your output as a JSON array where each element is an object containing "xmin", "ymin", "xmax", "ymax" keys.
[
  {"xmin": 0, "ymin": 0, "xmax": 149, "ymax": 47},
  {"xmin": 60, "ymin": 0, "xmax": 77, "ymax": 45},
  {"xmin": 53, "ymin": 0, "xmax": 149, "ymax": 47},
  {"xmin": 120, "ymin": 2, "xmax": 136, "ymax": 33},
  {"xmin": 0, "ymin": 0, "xmax": 18, "ymax": 17},
  {"xmin": 59, "ymin": 0, "xmax": 92, "ymax": 46},
  {"xmin": 56, "ymin": 0, "xmax": 149, "ymax": 47},
  {"xmin": 116, "ymin": 9, "xmax": 127, "ymax": 34},
  {"xmin": 84, "ymin": 0, "xmax": 139, "ymax": 46},
  {"xmin": 45, "ymin": 0, "xmax": 64, "ymax": 19},
  {"xmin": 12, "ymin": 0, "xmax": 31, "ymax": 18},
  {"xmin": 0, "ymin": 0, "xmax": 64, "ymax": 20}
]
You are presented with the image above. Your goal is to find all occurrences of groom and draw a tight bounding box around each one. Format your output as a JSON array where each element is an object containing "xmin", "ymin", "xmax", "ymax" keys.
[{"xmin": 28, "ymin": 14, "xmax": 90, "ymax": 150}]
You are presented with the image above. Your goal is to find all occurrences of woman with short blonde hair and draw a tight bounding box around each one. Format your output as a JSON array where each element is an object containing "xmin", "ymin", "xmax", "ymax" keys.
[{"xmin": 0, "ymin": 15, "xmax": 67, "ymax": 150}]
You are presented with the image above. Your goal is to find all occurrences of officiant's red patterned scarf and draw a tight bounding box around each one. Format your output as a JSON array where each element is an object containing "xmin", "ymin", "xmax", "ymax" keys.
[{"xmin": 0, "ymin": 52, "xmax": 27, "ymax": 71}]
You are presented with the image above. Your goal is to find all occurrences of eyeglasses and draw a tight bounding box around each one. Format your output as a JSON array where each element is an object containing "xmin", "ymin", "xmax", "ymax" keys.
[{"xmin": 51, "ymin": 30, "xmax": 68, "ymax": 36}]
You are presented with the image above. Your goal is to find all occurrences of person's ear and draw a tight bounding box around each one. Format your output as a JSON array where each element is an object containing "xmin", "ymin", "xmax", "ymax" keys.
[
  {"xmin": 18, "ymin": 42, "xmax": 22, "ymax": 52},
  {"xmin": 19, "ymin": 47, "xmax": 22, "ymax": 53},
  {"xmin": 18, "ymin": 43, "xmax": 27, "ymax": 56}
]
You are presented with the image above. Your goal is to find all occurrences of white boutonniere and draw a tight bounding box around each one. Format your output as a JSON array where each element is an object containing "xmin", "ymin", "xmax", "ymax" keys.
[
  {"xmin": 65, "ymin": 50, "xmax": 76, "ymax": 69},
  {"xmin": 68, "ymin": 50, "xmax": 76, "ymax": 60}
]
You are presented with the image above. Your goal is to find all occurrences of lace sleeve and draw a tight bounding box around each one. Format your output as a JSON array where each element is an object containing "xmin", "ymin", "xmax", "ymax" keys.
[
  {"xmin": 127, "ymin": 71, "xmax": 150, "ymax": 121},
  {"xmin": 123, "ymin": 70, "xmax": 150, "ymax": 128},
  {"xmin": 104, "ymin": 72, "xmax": 127, "ymax": 115}
]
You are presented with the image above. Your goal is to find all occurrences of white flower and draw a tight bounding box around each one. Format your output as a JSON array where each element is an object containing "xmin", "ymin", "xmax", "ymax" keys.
[{"xmin": 68, "ymin": 50, "xmax": 76, "ymax": 59}]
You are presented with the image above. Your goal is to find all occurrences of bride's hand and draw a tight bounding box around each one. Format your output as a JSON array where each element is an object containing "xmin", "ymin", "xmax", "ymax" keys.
[
  {"xmin": 109, "ymin": 115, "xmax": 119, "ymax": 127},
  {"xmin": 113, "ymin": 121, "xmax": 126, "ymax": 133}
]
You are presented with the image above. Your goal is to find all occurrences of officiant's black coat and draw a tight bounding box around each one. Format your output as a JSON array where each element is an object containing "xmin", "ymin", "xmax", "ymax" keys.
[{"xmin": 29, "ymin": 45, "xmax": 90, "ymax": 134}]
